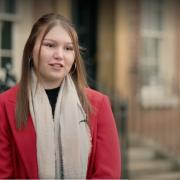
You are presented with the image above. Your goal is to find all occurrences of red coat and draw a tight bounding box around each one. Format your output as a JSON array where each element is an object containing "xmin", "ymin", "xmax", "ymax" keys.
[{"xmin": 0, "ymin": 85, "xmax": 121, "ymax": 179}]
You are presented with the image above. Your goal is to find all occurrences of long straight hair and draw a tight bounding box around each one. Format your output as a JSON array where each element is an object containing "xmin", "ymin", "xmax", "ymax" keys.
[{"xmin": 16, "ymin": 13, "xmax": 91, "ymax": 129}]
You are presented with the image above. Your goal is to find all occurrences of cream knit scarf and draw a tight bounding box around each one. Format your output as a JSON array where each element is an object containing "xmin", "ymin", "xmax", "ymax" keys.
[{"xmin": 29, "ymin": 71, "xmax": 91, "ymax": 179}]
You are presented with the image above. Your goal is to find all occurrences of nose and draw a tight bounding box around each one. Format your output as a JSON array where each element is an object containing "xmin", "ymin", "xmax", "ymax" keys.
[{"xmin": 53, "ymin": 47, "xmax": 64, "ymax": 60}]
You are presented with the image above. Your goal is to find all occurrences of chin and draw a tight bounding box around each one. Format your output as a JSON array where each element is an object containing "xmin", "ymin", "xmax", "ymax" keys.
[
  {"xmin": 50, "ymin": 76, "xmax": 64, "ymax": 81},
  {"xmin": 43, "ymin": 73, "xmax": 62, "ymax": 82},
  {"xmin": 49, "ymin": 72, "xmax": 65, "ymax": 78}
]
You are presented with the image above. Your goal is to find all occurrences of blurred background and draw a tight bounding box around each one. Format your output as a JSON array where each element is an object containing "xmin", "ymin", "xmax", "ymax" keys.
[{"xmin": 1, "ymin": 0, "xmax": 180, "ymax": 179}]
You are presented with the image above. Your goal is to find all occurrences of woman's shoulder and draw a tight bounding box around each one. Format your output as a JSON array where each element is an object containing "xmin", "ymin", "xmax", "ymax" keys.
[
  {"xmin": 85, "ymin": 87, "xmax": 106, "ymax": 98},
  {"xmin": 0, "ymin": 85, "xmax": 19, "ymax": 104},
  {"xmin": 85, "ymin": 87, "xmax": 109, "ymax": 107}
]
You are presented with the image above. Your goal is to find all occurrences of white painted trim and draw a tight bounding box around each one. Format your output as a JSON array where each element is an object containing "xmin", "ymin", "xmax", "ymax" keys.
[{"xmin": 139, "ymin": 85, "xmax": 179, "ymax": 108}]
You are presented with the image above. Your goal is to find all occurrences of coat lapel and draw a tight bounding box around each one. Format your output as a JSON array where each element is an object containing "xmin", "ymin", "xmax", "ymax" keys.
[{"xmin": 6, "ymin": 99, "xmax": 38, "ymax": 178}]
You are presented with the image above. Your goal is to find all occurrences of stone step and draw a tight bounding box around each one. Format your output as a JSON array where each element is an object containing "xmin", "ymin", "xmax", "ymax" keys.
[
  {"xmin": 128, "ymin": 159, "xmax": 174, "ymax": 178},
  {"xmin": 131, "ymin": 171, "xmax": 180, "ymax": 180},
  {"xmin": 128, "ymin": 138, "xmax": 180, "ymax": 180},
  {"xmin": 128, "ymin": 146, "xmax": 156, "ymax": 162}
]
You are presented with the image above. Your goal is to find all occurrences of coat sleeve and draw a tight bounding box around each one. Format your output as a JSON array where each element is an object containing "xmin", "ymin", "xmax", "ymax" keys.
[
  {"xmin": 91, "ymin": 95, "xmax": 121, "ymax": 178},
  {"xmin": 0, "ymin": 96, "xmax": 14, "ymax": 178}
]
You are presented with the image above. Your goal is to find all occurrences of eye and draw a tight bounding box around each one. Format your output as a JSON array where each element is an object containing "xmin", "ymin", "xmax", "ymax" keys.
[
  {"xmin": 43, "ymin": 42, "xmax": 55, "ymax": 48},
  {"xmin": 65, "ymin": 46, "xmax": 74, "ymax": 51}
]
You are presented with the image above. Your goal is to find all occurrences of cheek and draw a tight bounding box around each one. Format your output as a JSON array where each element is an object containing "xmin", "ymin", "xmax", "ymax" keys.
[
  {"xmin": 67, "ymin": 54, "xmax": 75, "ymax": 67},
  {"xmin": 70, "ymin": 58, "xmax": 75, "ymax": 66},
  {"xmin": 33, "ymin": 46, "xmax": 48, "ymax": 69}
]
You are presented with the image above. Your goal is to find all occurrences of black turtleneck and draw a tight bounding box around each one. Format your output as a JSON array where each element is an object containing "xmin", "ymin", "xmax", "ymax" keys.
[{"xmin": 45, "ymin": 86, "xmax": 60, "ymax": 117}]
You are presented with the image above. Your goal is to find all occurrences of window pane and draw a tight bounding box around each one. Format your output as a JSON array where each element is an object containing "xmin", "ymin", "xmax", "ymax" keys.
[
  {"xmin": 141, "ymin": 0, "xmax": 164, "ymax": 31},
  {"xmin": 140, "ymin": 0, "xmax": 164, "ymax": 87},
  {"xmin": 142, "ymin": 38, "xmax": 161, "ymax": 60},
  {"xmin": 0, "ymin": 0, "xmax": 16, "ymax": 14},
  {"xmin": 1, "ymin": 21, "xmax": 12, "ymax": 49},
  {"xmin": 140, "ymin": 62, "xmax": 160, "ymax": 86},
  {"xmin": 1, "ymin": 57, "xmax": 12, "ymax": 69},
  {"xmin": 0, "ymin": 0, "xmax": 5, "ymax": 13},
  {"xmin": 141, "ymin": 37, "xmax": 162, "ymax": 86}
]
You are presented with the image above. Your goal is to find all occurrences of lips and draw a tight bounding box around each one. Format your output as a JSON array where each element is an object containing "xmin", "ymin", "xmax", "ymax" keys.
[{"xmin": 48, "ymin": 62, "xmax": 64, "ymax": 70}]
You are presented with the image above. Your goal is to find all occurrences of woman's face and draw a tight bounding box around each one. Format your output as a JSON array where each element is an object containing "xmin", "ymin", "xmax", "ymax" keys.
[{"xmin": 33, "ymin": 24, "xmax": 75, "ymax": 89}]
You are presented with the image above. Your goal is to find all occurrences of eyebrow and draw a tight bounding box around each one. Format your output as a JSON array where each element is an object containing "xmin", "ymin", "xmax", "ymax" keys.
[{"xmin": 43, "ymin": 38, "xmax": 73, "ymax": 45}]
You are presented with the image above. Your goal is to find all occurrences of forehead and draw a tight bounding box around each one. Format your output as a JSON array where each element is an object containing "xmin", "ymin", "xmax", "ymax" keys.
[{"xmin": 40, "ymin": 24, "xmax": 72, "ymax": 42}]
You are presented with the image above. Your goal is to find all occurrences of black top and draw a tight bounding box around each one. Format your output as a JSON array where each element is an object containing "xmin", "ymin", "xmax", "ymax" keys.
[{"xmin": 45, "ymin": 86, "xmax": 60, "ymax": 117}]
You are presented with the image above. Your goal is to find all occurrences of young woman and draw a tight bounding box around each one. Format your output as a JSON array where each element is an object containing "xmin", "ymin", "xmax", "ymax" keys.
[{"xmin": 0, "ymin": 13, "xmax": 121, "ymax": 179}]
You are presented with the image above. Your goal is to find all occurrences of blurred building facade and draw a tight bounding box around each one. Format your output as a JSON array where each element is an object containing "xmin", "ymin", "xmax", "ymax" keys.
[
  {"xmin": 121, "ymin": 0, "xmax": 180, "ymax": 162},
  {"xmin": 1, "ymin": 0, "xmax": 180, "ymax": 171}
]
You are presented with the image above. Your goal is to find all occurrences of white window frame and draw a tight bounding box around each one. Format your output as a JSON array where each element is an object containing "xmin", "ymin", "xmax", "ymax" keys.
[{"xmin": 139, "ymin": 0, "xmax": 178, "ymax": 108}]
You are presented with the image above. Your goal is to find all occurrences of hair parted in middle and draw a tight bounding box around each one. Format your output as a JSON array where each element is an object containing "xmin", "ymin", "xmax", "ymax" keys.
[{"xmin": 16, "ymin": 13, "xmax": 91, "ymax": 129}]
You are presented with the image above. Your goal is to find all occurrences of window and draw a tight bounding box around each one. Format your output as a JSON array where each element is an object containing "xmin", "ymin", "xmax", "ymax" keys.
[
  {"xmin": 139, "ymin": 0, "xmax": 178, "ymax": 108},
  {"xmin": 0, "ymin": 0, "xmax": 16, "ymax": 85},
  {"xmin": 0, "ymin": 0, "xmax": 16, "ymax": 14}
]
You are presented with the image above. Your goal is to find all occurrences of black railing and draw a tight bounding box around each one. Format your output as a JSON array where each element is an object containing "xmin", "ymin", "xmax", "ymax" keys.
[{"xmin": 111, "ymin": 96, "xmax": 128, "ymax": 179}]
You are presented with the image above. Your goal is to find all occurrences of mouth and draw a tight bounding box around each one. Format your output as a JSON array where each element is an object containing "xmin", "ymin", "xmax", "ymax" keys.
[{"xmin": 49, "ymin": 63, "xmax": 64, "ymax": 70}]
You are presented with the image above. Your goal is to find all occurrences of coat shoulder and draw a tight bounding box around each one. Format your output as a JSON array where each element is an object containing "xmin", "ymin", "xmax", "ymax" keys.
[
  {"xmin": 85, "ymin": 87, "xmax": 105, "ymax": 99},
  {"xmin": 85, "ymin": 88, "xmax": 108, "ymax": 107}
]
